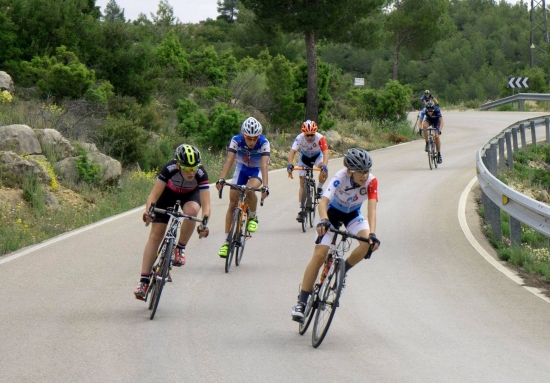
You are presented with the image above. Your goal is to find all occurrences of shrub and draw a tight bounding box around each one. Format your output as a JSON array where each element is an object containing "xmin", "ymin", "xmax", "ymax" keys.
[
  {"xmin": 198, "ymin": 103, "xmax": 246, "ymax": 149},
  {"xmin": 176, "ymin": 98, "xmax": 209, "ymax": 137},
  {"xmin": 75, "ymin": 149, "xmax": 102, "ymax": 184},
  {"xmin": 22, "ymin": 170, "xmax": 46, "ymax": 215},
  {"xmin": 98, "ymin": 118, "xmax": 150, "ymax": 166}
]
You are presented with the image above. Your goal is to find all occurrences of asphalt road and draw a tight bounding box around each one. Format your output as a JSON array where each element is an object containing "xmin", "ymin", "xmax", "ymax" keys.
[{"xmin": 1, "ymin": 111, "xmax": 550, "ymax": 383}]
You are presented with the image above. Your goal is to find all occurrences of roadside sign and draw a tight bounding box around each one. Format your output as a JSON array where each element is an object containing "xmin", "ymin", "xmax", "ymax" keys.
[
  {"xmin": 354, "ymin": 78, "xmax": 364, "ymax": 86},
  {"xmin": 507, "ymin": 77, "xmax": 529, "ymax": 88}
]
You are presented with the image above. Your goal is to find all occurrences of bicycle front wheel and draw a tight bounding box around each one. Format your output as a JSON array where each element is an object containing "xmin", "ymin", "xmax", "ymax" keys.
[
  {"xmin": 149, "ymin": 241, "xmax": 173, "ymax": 320},
  {"xmin": 428, "ymin": 141, "xmax": 433, "ymax": 170},
  {"xmin": 225, "ymin": 210, "xmax": 240, "ymax": 273},
  {"xmin": 312, "ymin": 259, "xmax": 345, "ymax": 348},
  {"xmin": 299, "ymin": 286, "xmax": 317, "ymax": 335},
  {"xmin": 433, "ymin": 151, "xmax": 438, "ymax": 169},
  {"xmin": 235, "ymin": 211, "xmax": 248, "ymax": 266}
]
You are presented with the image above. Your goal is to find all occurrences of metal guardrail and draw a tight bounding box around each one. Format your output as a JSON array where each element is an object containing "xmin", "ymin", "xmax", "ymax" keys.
[
  {"xmin": 476, "ymin": 116, "xmax": 550, "ymax": 242},
  {"xmin": 479, "ymin": 93, "xmax": 550, "ymax": 111}
]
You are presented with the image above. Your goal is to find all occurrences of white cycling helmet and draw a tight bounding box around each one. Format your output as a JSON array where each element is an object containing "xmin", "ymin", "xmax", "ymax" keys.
[{"xmin": 241, "ymin": 117, "xmax": 262, "ymax": 137}]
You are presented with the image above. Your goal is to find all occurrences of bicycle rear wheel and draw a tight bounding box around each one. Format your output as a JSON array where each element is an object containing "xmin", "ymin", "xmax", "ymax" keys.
[
  {"xmin": 235, "ymin": 211, "xmax": 248, "ymax": 266},
  {"xmin": 299, "ymin": 285, "xmax": 318, "ymax": 335},
  {"xmin": 225, "ymin": 210, "xmax": 240, "ymax": 273},
  {"xmin": 149, "ymin": 241, "xmax": 173, "ymax": 320},
  {"xmin": 312, "ymin": 259, "xmax": 345, "ymax": 348},
  {"xmin": 301, "ymin": 190, "xmax": 308, "ymax": 232}
]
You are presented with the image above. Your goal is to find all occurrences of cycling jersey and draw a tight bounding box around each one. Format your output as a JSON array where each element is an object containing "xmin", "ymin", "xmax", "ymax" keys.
[
  {"xmin": 228, "ymin": 134, "xmax": 270, "ymax": 169},
  {"xmin": 291, "ymin": 132, "xmax": 328, "ymax": 159},
  {"xmin": 421, "ymin": 94, "xmax": 435, "ymax": 104},
  {"xmin": 323, "ymin": 168, "xmax": 378, "ymax": 214},
  {"xmin": 228, "ymin": 134, "xmax": 270, "ymax": 185},
  {"xmin": 423, "ymin": 107, "xmax": 442, "ymax": 132},
  {"xmin": 154, "ymin": 161, "xmax": 209, "ymax": 223},
  {"xmin": 157, "ymin": 160, "xmax": 209, "ymax": 194}
]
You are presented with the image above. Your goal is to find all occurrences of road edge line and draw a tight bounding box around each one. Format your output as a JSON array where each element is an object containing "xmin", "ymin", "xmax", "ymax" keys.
[{"xmin": 458, "ymin": 177, "xmax": 550, "ymax": 304}]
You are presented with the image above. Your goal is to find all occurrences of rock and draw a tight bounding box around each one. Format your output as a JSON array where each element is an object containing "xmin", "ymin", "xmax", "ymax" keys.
[
  {"xmin": 0, "ymin": 125, "xmax": 42, "ymax": 155},
  {"xmin": 35, "ymin": 129, "xmax": 75, "ymax": 158},
  {"xmin": 45, "ymin": 193, "xmax": 60, "ymax": 209},
  {"xmin": 324, "ymin": 130, "xmax": 342, "ymax": 147},
  {"xmin": 0, "ymin": 151, "xmax": 52, "ymax": 184},
  {"xmin": 54, "ymin": 157, "xmax": 79, "ymax": 183},
  {"xmin": 88, "ymin": 152, "xmax": 122, "ymax": 183},
  {"xmin": 0, "ymin": 71, "xmax": 15, "ymax": 94},
  {"xmin": 81, "ymin": 143, "xmax": 99, "ymax": 152}
]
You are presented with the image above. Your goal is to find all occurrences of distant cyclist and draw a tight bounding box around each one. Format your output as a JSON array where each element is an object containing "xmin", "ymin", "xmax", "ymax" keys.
[
  {"xmin": 291, "ymin": 148, "xmax": 380, "ymax": 323},
  {"xmin": 134, "ymin": 144, "xmax": 211, "ymax": 300},
  {"xmin": 421, "ymin": 89, "xmax": 438, "ymax": 106},
  {"xmin": 287, "ymin": 120, "xmax": 329, "ymax": 222},
  {"xmin": 419, "ymin": 101, "xmax": 444, "ymax": 164},
  {"xmin": 215, "ymin": 117, "xmax": 270, "ymax": 258}
]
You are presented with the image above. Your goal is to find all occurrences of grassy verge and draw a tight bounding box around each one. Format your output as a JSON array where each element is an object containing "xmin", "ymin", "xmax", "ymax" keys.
[{"xmin": 478, "ymin": 143, "xmax": 550, "ymax": 281}]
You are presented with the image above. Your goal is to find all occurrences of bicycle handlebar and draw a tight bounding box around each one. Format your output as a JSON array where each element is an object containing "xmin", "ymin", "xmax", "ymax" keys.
[
  {"xmin": 315, "ymin": 227, "xmax": 375, "ymax": 259},
  {"xmin": 289, "ymin": 166, "xmax": 321, "ymax": 179},
  {"xmin": 217, "ymin": 181, "xmax": 266, "ymax": 206},
  {"xmin": 145, "ymin": 202, "xmax": 208, "ymax": 227}
]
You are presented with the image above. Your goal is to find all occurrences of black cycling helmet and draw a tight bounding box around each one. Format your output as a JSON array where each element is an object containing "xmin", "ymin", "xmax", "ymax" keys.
[
  {"xmin": 426, "ymin": 101, "xmax": 435, "ymax": 111},
  {"xmin": 344, "ymin": 148, "xmax": 372, "ymax": 171},
  {"xmin": 174, "ymin": 144, "xmax": 201, "ymax": 167}
]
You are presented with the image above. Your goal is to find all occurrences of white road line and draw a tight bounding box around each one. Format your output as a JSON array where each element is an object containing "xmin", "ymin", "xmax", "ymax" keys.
[
  {"xmin": 458, "ymin": 177, "xmax": 550, "ymax": 304},
  {"xmin": 0, "ymin": 206, "xmax": 144, "ymax": 265}
]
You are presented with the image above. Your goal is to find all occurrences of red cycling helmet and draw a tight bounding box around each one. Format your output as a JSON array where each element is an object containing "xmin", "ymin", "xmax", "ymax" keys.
[{"xmin": 301, "ymin": 120, "xmax": 318, "ymax": 134}]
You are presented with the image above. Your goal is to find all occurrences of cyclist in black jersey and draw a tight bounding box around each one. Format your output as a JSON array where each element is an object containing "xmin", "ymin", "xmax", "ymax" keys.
[{"xmin": 134, "ymin": 144, "xmax": 211, "ymax": 301}]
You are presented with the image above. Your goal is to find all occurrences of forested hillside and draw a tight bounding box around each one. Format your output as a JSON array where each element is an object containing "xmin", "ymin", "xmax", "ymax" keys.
[{"xmin": 0, "ymin": 0, "xmax": 544, "ymax": 172}]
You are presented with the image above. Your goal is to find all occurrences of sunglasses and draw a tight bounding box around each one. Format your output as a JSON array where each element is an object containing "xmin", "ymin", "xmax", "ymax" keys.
[
  {"xmin": 427, "ymin": 109, "xmax": 434, "ymax": 113},
  {"xmin": 244, "ymin": 135, "xmax": 259, "ymax": 141},
  {"xmin": 179, "ymin": 164, "xmax": 199, "ymax": 172},
  {"xmin": 352, "ymin": 170, "xmax": 370, "ymax": 176},
  {"xmin": 305, "ymin": 134, "xmax": 315, "ymax": 138}
]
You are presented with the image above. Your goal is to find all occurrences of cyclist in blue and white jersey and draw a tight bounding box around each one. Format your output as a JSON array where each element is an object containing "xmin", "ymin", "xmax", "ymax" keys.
[
  {"xmin": 419, "ymin": 101, "xmax": 444, "ymax": 164},
  {"xmin": 291, "ymin": 148, "xmax": 381, "ymax": 322},
  {"xmin": 215, "ymin": 117, "xmax": 270, "ymax": 257}
]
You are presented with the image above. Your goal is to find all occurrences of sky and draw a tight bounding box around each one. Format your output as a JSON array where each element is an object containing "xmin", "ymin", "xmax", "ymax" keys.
[{"xmin": 95, "ymin": 0, "xmax": 219, "ymax": 24}]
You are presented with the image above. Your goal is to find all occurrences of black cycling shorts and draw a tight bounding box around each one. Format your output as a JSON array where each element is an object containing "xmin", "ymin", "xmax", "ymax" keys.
[{"xmin": 153, "ymin": 188, "xmax": 201, "ymax": 224}]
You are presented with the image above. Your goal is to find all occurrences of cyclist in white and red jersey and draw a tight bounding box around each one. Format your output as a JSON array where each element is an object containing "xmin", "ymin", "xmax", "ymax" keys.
[
  {"xmin": 287, "ymin": 120, "xmax": 329, "ymax": 222},
  {"xmin": 291, "ymin": 148, "xmax": 381, "ymax": 322},
  {"xmin": 134, "ymin": 144, "xmax": 211, "ymax": 301}
]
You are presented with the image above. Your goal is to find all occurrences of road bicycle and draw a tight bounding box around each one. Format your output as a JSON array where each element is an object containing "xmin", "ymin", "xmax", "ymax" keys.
[
  {"xmin": 425, "ymin": 126, "xmax": 438, "ymax": 170},
  {"xmin": 298, "ymin": 227, "xmax": 374, "ymax": 348},
  {"xmin": 144, "ymin": 201, "xmax": 207, "ymax": 320},
  {"xmin": 291, "ymin": 166, "xmax": 321, "ymax": 232},
  {"xmin": 218, "ymin": 182, "xmax": 264, "ymax": 273}
]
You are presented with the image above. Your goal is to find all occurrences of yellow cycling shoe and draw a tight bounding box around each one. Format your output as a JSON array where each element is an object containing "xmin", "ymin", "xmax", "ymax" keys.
[
  {"xmin": 218, "ymin": 242, "xmax": 229, "ymax": 258},
  {"xmin": 247, "ymin": 216, "xmax": 259, "ymax": 232}
]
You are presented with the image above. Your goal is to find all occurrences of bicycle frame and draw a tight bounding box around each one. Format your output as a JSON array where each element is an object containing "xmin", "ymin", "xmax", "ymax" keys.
[
  {"xmin": 292, "ymin": 166, "xmax": 321, "ymax": 231},
  {"xmin": 426, "ymin": 127, "xmax": 438, "ymax": 170},
  {"xmin": 218, "ymin": 182, "xmax": 264, "ymax": 272},
  {"xmin": 145, "ymin": 201, "xmax": 206, "ymax": 319}
]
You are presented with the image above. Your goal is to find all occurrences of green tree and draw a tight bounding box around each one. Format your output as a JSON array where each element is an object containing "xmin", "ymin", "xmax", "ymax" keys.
[
  {"xmin": 217, "ymin": 0, "xmax": 239, "ymax": 23},
  {"xmin": 240, "ymin": 0, "xmax": 386, "ymax": 122},
  {"xmin": 103, "ymin": 0, "xmax": 126, "ymax": 22},
  {"xmin": 385, "ymin": 0, "xmax": 450, "ymax": 80},
  {"xmin": 157, "ymin": 30, "xmax": 190, "ymax": 77}
]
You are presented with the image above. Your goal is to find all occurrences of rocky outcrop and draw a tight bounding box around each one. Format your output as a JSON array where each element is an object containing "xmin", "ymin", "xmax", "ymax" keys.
[
  {"xmin": 55, "ymin": 153, "xmax": 122, "ymax": 184},
  {"xmin": 35, "ymin": 129, "xmax": 75, "ymax": 158},
  {"xmin": 0, "ymin": 125, "xmax": 42, "ymax": 155},
  {"xmin": 324, "ymin": 130, "xmax": 342, "ymax": 147},
  {"xmin": 0, "ymin": 71, "xmax": 15, "ymax": 94},
  {"xmin": 0, "ymin": 151, "xmax": 52, "ymax": 184}
]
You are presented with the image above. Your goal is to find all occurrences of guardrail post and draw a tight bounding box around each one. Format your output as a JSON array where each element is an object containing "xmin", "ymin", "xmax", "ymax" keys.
[
  {"xmin": 530, "ymin": 120, "xmax": 537, "ymax": 146},
  {"xmin": 483, "ymin": 146, "xmax": 502, "ymax": 241},
  {"xmin": 505, "ymin": 132, "xmax": 513, "ymax": 168},
  {"xmin": 546, "ymin": 117, "xmax": 550, "ymax": 143},
  {"xmin": 520, "ymin": 123, "xmax": 527, "ymax": 149},
  {"xmin": 519, "ymin": 99, "xmax": 524, "ymax": 111},
  {"xmin": 498, "ymin": 137, "xmax": 505, "ymax": 170},
  {"xmin": 512, "ymin": 127, "xmax": 519, "ymax": 153},
  {"xmin": 510, "ymin": 216, "xmax": 521, "ymax": 247}
]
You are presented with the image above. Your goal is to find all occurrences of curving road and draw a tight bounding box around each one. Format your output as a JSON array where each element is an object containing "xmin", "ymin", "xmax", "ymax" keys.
[{"xmin": 1, "ymin": 111, "xmax": 550, "ymax": 383}]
